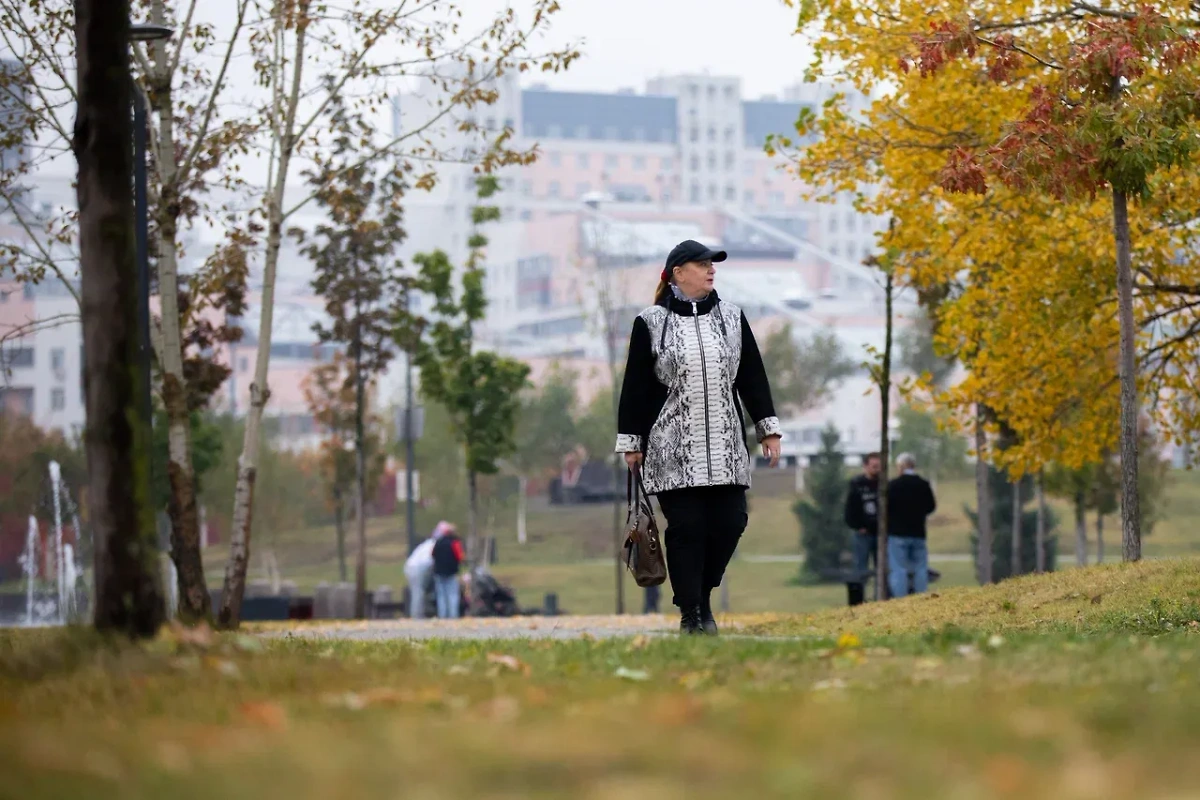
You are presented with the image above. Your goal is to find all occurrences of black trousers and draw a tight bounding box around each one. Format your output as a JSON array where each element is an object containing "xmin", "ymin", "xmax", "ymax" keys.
[{"xmin": 656, "ymin": 485, "xmax": 748, "ymax": 609}]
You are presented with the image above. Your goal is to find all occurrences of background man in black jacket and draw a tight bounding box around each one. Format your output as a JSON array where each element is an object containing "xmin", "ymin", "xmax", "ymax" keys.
[
  {"xmin": 886, "ymin": 453, "xmax": 937, "ymax": 598},
  {"xmin": 844, "ymin": 453, "xmax": 882, "ymax": 593}
]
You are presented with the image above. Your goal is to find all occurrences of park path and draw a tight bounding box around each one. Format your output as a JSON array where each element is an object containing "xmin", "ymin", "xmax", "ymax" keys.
[{"xmin": 262, "ymin": 614, "xmax": 685, "ymax": 641}]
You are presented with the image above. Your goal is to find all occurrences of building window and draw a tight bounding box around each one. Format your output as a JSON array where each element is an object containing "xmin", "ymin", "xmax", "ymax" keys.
[
  {"xmin": 689, "ymin": 84, "xmax": 699, "ymax": 98},
  {"xmin": 690, "ymin": 126, "xmax": 699, "ymax": 142},
  {"xmin": 547, "ymin": 124, "xmax": 562, "ymax": 138},
  {"xmin": 707, "ymin": 126, "xmax": 716, "ymax": 142},
  {"xmin": 707, "ymin": 86, "xmax": 716, "ymax": 101},
  {"xmin": 51, "ymin": 388, "xmax": 65, "ymax": 411},
  {"xmin": 770, "ymin": 191, "xmax": 785, "ymax": 208},
  {"xmin": 690, "ymin": 183, "xmax": 701, "ymax": 203},
  {"xmin": 689, "ymin": 155, "xmax": 699, "ymax": 171},
  {"xmin": 521, "ymin": 180, "xmax": 532, "ymax": 196},
  {"xmin": 23, "ymin": 284, "xmax": 33, "ymax": 300},
  {"xmin": 605, "ymin": 154, "xmax": 619, "ymax": 169},
  {"xmin": 724, "ymin": 85, "xmax": 735, "ymax": 101},
  {"xmin": 724, "ymin": 186, "xmax": 737, "ymax": 201},
  {"xmin": 631, "ymin": 127, "xmax": 645, "ymax": 141},
  {"xmin": 575, "ymin": 125, "xmax": 588, "ymax": 139},
  {"xmin": 51, "ymin": 347, "xmax": 65, "ymax": 372},
  {"xmin": 548, "ymin": 181, "xmax": 561, "ymax": 198},
  {"xmin": 707, "ymin": 184, "xmax": 717, "ymax": 200},
  {"xmin": 4, "ymin": 347, "xmax": 33, "ymax": 368},
  {"xmin": 725, "ymin": 126, "xmax": 736, "ymax": 143},
  {"xmin": 661, "ymin": 157, "xmax": 674, "ymax": 171},
  {"xmin": 520, "ymin": 209, "xmax": 532, "ymax": 221},
  {"xmin": 604, "ymin": 126, "xmax": 619, "ymax": 140},
  {"xmin": 829, "ymin": 215, "xmax": 838, "ymax": 233},
  {"xmin": 550, "ymin": 152, "xmax": 561, "ymax": 166},
  {"xmin": 846, "ymin": 212, "xmax": 857, "ymax": 231},
  {"xmin": 239, "ymin": 357, "xmax": 248, "ymax": 372},
  {"xmin": 724, "ymin": 152, "xmax": 736, "ymax": 169},
  {"xmin": 485, "ymin": 116, "xmax": 496, "ymax": 131},
  {"xmin": 744, "ymin": 161, "xmax": 755, "ymax": 176},
  {"xmin": 465, "ymin": 174, "xmax": 476, "ymax": 190},
  {"xmin": 577, "ymin": 153, "xmax": 589, "ymax": 168},
  {"xmin": 830, "ymin": 245, "xmax": 840, "ymax": 258},
  {"xmin": 633, "ymin": 155, "xmax": 646, "ymax": 170},
  {"xmin": 744, "ymin": 190, "xmax": 755, "ymax": 206},
  {"xmin": 707, "ymin": 153, "xmax": 717, "ymax": 170}
]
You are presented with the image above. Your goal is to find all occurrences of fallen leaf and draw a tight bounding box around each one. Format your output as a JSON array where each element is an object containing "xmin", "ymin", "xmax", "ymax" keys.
[
  {"xmin": 677, "ymin": 670, "xmax": 711, "ymax": 690},
  {"xmin": 239, "ymin": 701, "xmax": 288, "ymax": 731},
  {"xmin": 447, "ymin": 665, "xmax": 470, "ymax": 676},
  {"xmin": 1090, "ymin": 594, "xmax": 1103, "ymax": 605},
  {"xmin": 928, "ymin": 593, "xmax": 941, "ymax": 599},
  {"xmin": 614, "ymin": 666, "xmax": 651, "ymax": 682},
  {"xmin": 836, "ymin": 632, "xmax": 861, "ymax": 650},
  {"xmin": 486, "ymin": 653, "xmax": 531, "ymax": 675},
  {"xmin": 987, "ymin": 634, "xmax": 1005, "ymax": 649},
  {"xmin": 628, "ymin": 634, "xmax": 650, "ymax": 650},
  {"xmin": 955, "ymin": 644, "xmax": 981, "ymax": 660},
  {"xmin": 812, "ymin": 678, "xmax": 847, "ymax": 691}
]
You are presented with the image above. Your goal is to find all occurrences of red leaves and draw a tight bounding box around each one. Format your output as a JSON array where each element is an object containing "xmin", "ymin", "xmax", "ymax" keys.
[
  {"xmin": 986, "ymin": 35, "xmax": 1021, "ymax": 83},
  {"xmin": 910, "ymin": 18, "xmax": 977, "ymax": 77},
  {"xmin": 939, "ymin": 147, "xmax": 988, "ymax": 195}
]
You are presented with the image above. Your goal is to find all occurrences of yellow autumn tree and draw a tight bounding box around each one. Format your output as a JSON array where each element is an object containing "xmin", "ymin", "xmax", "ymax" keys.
[{"xmin": 773, "ymin": 0, "xmax": 1200, "ymax": 479}]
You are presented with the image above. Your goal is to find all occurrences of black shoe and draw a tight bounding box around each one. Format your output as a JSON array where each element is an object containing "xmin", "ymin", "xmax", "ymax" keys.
[
  {"xmin": 679, "ymin": 605, "xmax": 704, "ymax": 635},
  {"xmin": 699, "ymin": 595, "xmax": 718, "ymax": 636}
]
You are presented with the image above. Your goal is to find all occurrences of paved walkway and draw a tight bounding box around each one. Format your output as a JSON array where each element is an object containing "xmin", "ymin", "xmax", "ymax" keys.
[{"xmin": 265, "ymin": 614, "xmax": 682, "ymax": 641}]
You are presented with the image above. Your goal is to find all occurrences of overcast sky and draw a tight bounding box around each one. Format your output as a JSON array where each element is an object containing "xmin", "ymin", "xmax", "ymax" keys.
[{"xmin": 475, "ymin": 0, "xmax": 813, "ymax": 97}]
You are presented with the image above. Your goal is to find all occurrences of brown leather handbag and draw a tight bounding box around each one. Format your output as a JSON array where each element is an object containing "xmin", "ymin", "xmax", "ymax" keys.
[{"xmin": 622, "ymin": 468, "xmax": 667, "ymax": 587}]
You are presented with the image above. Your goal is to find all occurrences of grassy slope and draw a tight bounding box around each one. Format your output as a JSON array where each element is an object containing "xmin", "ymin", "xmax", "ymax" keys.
[{"xmin": 3, "ymin": 559, "xmax": 1200, "ymax": 799}]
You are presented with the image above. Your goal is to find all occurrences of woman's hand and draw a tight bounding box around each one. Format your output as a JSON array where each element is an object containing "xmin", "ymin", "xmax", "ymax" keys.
[
  {"xmin": 624, "ymin": 452, "xmax": 643, "ymax": 471},
  {"xmin": 761, "ymin": 435, "xmax": 782, "ymax": 468}
]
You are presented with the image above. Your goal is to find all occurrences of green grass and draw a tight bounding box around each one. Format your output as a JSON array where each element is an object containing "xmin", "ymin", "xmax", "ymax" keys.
[
  {"xmin": 204, "ymin": 470, "xmax": 1200, "ymax": 592},
  {"xmin": 3, "ymin": 559, "xmax": 1200, "ymax": 798}
]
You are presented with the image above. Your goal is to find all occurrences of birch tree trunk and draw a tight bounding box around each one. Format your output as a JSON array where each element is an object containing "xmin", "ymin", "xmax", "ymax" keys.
[
  {"xmin": 217, "ymin": 0, "xmax": 310, "ymax": 629},
  {"xmin": 76, "ymin": 0, "xmax": 164, "ymax": 636},
  {"xmin": 147, "ymin": 0, "xmax": 206, "ymax": 621}
]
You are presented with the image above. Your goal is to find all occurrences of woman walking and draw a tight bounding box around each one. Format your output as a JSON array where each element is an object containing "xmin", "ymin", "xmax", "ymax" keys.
[{"xmin": 616, "ymin": 239, "xmax": 782, "ymax": 635}]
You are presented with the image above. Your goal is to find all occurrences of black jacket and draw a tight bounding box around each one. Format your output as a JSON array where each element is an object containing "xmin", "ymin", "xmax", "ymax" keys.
[
  {"xmin": 844, "ymin": 474, "xmax": 879, "ymax": 533},
  {"xmin": 431, "ymin": 534, "xmax": 464, "ymax": 577},
  {"xmin": 614, "ymin": 290, "xmax": 780, "ymax": 494},
  {"xmin": 886, "ymin": 473, "xmax": 937, "ymax": 539}
]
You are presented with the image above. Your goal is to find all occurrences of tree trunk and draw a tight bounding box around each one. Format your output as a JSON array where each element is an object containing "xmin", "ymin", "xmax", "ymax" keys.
[
  {"xmin": 1035, "ymin": 473, "xmax": 1047, "ymax": 574},
  {"xmin": 974, "ymin": 408, "xmax": 993, "ymax": 584},
  {"xmin": 1111, "ymin": 186, "xmax": 1141, "ymax": 563},
  {"xmin": 333, "ymin": 486, "xmax": 347, "ymax": 582},
  {"xmin": 217, "ymin": 4, "xmax": 310, "ymax": 629},
  {"xmin": 875, "ymin": 270, "xmax": 893, "ymax": 601},
  {"xmin": 76, "ymin": 0, "xmax": 164, "ymax": 636},
  {"xmin": 467, "ymin": 468, "xmax": 479, "ymax": 565},
  {"xmin": 1096, "ymin": 513, "xmax": 1105, "ymax": 565},
  {"xmin": 1074, "ymin": 492, "xmax": 1087, "ymax": 567},
  {"xmin": 517, "ymin": 475, "xmax": 528, "ymax": 545},
  {"xmin": 1010, "ymin": 477, "xmax": 1021, "ymax": 578},
  {"xmin": 353, "ymin": 321, "xmax": 368, "ymax": 619},
  {"xmin": 146, "ymin": 1, "xmax": 208, "ymax": 625}
]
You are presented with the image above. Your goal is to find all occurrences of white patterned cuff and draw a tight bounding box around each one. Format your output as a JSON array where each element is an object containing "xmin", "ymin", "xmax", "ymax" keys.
[
  {"xmin": 755, "ymin": 416, "xmax": 782, "ymax": 442},
  {"xmin": 615, "ymin": 433, "xmax": 642, "ymax": 453}
]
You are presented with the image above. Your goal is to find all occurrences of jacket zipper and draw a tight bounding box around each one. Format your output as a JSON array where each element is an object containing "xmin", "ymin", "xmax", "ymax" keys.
[{"xmin": 693, "ymin": 302, "xmax": 713, "ymax": 482}]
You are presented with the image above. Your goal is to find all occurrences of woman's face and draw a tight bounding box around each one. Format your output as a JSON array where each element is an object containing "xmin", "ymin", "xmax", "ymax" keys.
[{"xmin": 672, "ymin": 258, "xmax": 715, "ymax": 299}]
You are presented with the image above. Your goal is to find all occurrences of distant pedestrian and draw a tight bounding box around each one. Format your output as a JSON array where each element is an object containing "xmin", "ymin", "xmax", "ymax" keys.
[
  {"xmin": 886, "ymin": 453, "xmax": 937, "ymax": 598},
  {"xmin": 404, "ymin": 521, "xmax": 450, "ymax": 619},
  {"xmin": 616, "ymin": 239, "xmax": 782, "ymax": 635},
  {"xmin": 430, "ymin": 523, "xmax": 465, "ymax": 619},
  {"xmin": 844, "ymin": 452, "xmax": 882, "ymax": 597}
]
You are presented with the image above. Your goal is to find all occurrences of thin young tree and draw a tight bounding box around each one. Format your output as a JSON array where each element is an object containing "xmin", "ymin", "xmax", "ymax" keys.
[
  {"xmin": 295, "ymin": 96, "xmax": 409, "ymax": 619},
  {"xmin": 219, "ymin": 0, "xmax": 577, "ymax": 628},
  {"xmin": 74, "ymin": 0, "xmax": 163, "ymax": 636},
  {"xmin": 413, "ymin": 175, "xmax": 530, "ymax": 562}
]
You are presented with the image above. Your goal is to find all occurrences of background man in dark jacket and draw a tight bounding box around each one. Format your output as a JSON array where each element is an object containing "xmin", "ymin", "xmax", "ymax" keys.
[
  {"xmin": 844, "ymin": 452, "xmax": 881, "ymax": 588},
  {"xmin": 886, "ymin": 453, "xmax": 937, "ymax": 598}
]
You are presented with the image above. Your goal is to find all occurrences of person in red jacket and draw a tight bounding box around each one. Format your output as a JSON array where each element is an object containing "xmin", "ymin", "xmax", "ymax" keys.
[{"xmin": 430, "ymin": 525, "xmax": 465, "ymax": 619}]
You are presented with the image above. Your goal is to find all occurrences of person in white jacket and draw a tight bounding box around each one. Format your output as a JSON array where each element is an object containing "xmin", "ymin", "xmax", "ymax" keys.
[{"xmin": 405, "ymin": 522, "xmax": 451, "ymax": 618}]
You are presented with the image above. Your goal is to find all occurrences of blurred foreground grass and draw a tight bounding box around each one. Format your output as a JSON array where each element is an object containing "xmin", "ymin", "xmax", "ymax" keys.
[{"xmin": 2, "ymin": 558, "xmax": 1199, "ymax": 799}]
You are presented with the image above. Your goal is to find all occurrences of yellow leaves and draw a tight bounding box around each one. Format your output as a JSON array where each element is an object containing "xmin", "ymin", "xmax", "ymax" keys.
[{"xmin": 836, "ymin": 631, "xmax": 861, "ymax": 650}]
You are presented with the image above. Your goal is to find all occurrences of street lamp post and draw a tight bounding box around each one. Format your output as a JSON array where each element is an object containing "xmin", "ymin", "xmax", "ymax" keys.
[{"xmin": 129, "ymin": 23, "xmax": 173, "ymax": 451}]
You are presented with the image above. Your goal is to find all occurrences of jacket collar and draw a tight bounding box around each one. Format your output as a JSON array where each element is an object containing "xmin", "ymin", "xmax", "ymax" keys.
[{"xmin": 658, "ymin": 288, "xmax": 720, "ymax": 316}]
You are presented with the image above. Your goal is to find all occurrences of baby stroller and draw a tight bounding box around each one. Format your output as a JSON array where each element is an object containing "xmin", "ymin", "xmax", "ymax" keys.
[{"xmin": 464, "ymin": 566, "xmax": 522, "ymax": 617}]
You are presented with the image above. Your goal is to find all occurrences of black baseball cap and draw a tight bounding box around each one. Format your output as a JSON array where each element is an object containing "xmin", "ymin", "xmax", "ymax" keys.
[{"xmin": 662, "ymin": 240, "xmax": 727, "ymax": 278}]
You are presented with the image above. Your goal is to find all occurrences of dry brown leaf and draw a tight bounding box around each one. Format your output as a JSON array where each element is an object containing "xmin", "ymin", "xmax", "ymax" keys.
[
  {"xmin": 486, "ymin": 652, "xmax": 531, "ymax": 675},
  {"xmin": 239, "ymin": 701, "xmax": 288, "ymax": 731}
]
